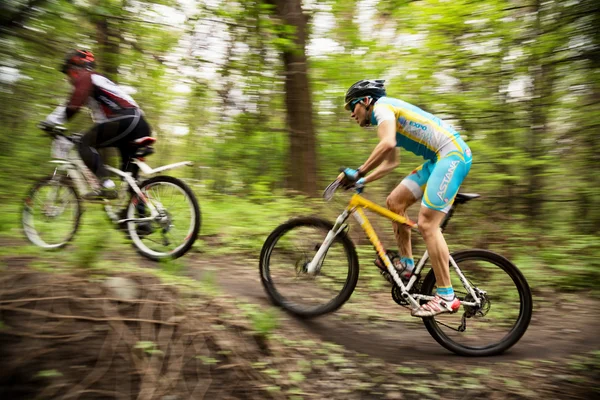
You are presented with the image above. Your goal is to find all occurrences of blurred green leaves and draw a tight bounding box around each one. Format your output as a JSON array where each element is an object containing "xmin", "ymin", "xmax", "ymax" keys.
[{"xmin": 0, "ymin": 0, "xmax": 599, "ymax": 291}]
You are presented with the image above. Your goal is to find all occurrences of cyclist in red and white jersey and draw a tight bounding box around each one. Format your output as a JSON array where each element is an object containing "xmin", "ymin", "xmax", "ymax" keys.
[{"xmin": 42, "ymin": 49, "xmax": 152, "ymax": 199}]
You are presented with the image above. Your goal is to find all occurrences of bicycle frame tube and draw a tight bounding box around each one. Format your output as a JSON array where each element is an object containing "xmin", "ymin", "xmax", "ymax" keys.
[
  {"xmin": 133, "ymin": 159, "xmax": 193, "ymax": 175},
  {"xmin": 104, "ymin": 165, "xmax": 158, "ymax": 218},
  {"xmin": 307, "ymin": 193, "xmax": 480, "ymax": 308},
  {"xmin": 49, "ymin": 159, "xmax": 96, "ymax": 194},
  {"xmin": 351, "ymin": 206, "xmax": 419, "ymax": 309},
  {"xmin": 346, "ymin": 194, "xmax": 418, "ymax": 228},
  {"xmin": 449, "ymin": 257, "xmax": 480, "ymax": 307}
]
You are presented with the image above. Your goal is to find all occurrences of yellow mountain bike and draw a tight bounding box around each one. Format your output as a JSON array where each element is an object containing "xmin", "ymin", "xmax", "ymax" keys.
[{"xmin": 259, "ymin": 176, "xmax": 532, "ymax": 357}]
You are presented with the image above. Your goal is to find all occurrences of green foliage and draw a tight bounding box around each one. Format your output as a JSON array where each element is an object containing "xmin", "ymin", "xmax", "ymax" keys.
[
  {"xmin": 0, "ymin": 0, "xmax": 598, "ymax": 294},
  {"xmin": 0, "ymin": 204, "xmax": 17, "ymax": 233},
  {"xmin": 72, "ymin": 230, "xmax": 107, "ymax": 269},
  {"xmin": 539, "ymin": 235, "xmax": 600, "ymax": 290},
  {"xmin": 196, "ymin": 355, "xmax": 219, "ymax": 365},
  {"xmin": 134, "ymin": 340, "xmax": 164, "ymax": 356},
  {"xmin": 238, "ymin": 302, "xmax": 279, "ymax": 337},
  {"xmin": 159, "ymin": 256, "xmax": 185, "ymax": 275},
  {"xmin": 199, "ymin": 193, "xmax": 315, "ymax": 254},
  {"xmin": 35, "ymin": 369, "xmax": 63, "ymax": 378}
]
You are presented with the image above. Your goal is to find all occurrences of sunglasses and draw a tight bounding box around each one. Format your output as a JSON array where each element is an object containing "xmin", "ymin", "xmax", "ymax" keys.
[{"xmin": 348, "ymin": 98, "xmax": 363, "ymax": 113}]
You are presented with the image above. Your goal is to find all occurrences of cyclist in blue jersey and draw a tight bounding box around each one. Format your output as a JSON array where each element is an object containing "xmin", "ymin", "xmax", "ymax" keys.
[{"xmin": 340, "ymin": 79, "xmax": 472, "ymax": 317}]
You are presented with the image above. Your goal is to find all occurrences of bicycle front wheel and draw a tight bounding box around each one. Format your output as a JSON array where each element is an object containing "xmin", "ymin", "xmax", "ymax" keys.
[
  {"xmin": 127, "ymin": 175, "xmax": 200, "ymax": 260},
  {"xmin": 420, "ymin": 249, "xmax": 533, "ymax": 357},
  {"xmin": 259, "ymin": 217, "xmax": 359, "ymax": 318},
  {"xmin": 22, "ymin": 175, "xmax": 82, "ymax": 249}
]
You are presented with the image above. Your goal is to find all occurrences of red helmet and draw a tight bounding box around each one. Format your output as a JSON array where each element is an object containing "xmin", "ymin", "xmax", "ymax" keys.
[{"xmin": 60, "ymin": 49, "xmax": 95, "ymax": 74}]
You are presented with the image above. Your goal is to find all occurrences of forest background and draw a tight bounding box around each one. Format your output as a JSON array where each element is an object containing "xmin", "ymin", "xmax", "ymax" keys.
[
  {"xmin": 1, "ymin": 0, "xmax": 600, "ymax": 398},
  {"xmin": 1, "ymin": 0, "xmax": 599, "ymax": 290}
]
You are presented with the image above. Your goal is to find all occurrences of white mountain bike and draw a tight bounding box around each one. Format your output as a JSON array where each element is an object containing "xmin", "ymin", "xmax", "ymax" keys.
[{"xmin": 22, "ymin": 126, "xmax": 200, "ymax": 260}]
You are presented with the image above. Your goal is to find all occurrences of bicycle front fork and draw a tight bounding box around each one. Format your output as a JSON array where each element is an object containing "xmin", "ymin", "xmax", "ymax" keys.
[{"xmin": 305, "ymin": 210, "xmax": 350, "ymax": 274}]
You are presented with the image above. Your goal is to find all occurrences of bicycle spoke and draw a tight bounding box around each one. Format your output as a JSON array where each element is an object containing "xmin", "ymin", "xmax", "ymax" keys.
[
  {"xmin": 421, "ymin": 250, "xmax": 532, "ymax": 356},
  {"xmin": 127, "ymin": 177, "xmax": 199, "ymax": 259},
  {"xmin": 266, "ymin": 226, "xmax": 352, "ymax": 310},
  {"xmin": 22, "ymin": 177, "xmax": 80, "ymax": 249}
]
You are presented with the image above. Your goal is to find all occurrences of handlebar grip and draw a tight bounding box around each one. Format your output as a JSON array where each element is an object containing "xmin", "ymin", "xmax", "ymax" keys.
[{"xmin": 38, "ymin": 123, "xmax": 67, "ymax": 136}]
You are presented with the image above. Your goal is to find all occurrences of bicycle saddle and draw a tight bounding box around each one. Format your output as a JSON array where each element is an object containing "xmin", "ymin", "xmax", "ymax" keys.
[
  {"xmin": 131, "ymin": 136, "xmax": 156, "ymax": 147},
  {"xmin": 131, "ymin": 136, "xmax": 156, "ymax": 157},
  {"xmin": 454, "ymin": 193, "xmax": 480, "ymax": 205}
]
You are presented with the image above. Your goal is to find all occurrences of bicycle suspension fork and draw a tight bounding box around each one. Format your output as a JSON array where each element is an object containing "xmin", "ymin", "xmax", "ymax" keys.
[{"xmin": 305, "ymin": 210, "xmax": 351, "ymax": 274}]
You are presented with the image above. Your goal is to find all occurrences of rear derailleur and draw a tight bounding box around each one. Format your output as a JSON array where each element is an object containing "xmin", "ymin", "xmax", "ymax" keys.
[{"xmin": 457, "ymin": 289, "xmax": 490, "ymax": 332}]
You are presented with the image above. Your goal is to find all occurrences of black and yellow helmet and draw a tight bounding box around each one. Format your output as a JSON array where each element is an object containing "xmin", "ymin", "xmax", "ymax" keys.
[{"xmin": 344, "ymin": 79, "xmax": 386, "ymax": 110}]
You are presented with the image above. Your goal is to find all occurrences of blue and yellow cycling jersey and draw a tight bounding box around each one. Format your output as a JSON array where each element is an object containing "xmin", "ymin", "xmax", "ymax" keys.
[
  {"xmin": 370, "ymin": 97, "xmax": 470, "ymax": 162},
  {"xmin": 370, "ymin": 97, "xmax": 473, "ymax": 212}
]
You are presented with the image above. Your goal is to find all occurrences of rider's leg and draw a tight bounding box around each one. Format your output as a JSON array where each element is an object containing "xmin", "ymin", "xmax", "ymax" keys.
[
  {"xmin": 391, "ymin": 161, "xmax": 433, "ymax": 275},
  {"xmin": 412, "ymin": 206, "xmax": 461, "ymax": 317},
  {"xmin": 418, "ymin": 207, "xmax": 451, "ymax": 288},
  {"xmin": 79, "ymin": 126, "xmax": 108, "ymax": 181},
  {"xmin": 116, "ymin": 113, "xmax": 151, "ymax": 180},
  {"xmin": 78, "ymin": 126, "xmax": 117, "ymax": 198},
  {"xmin": 411, "ymin": 151, "xmax": 471, "ymax": 317},
  {"xmin": 114, "ymin": 115, "xmax": 152, "ymax": 236},
  {"xmin": 386, "ymin": 183, "xmax": 418, "ymax": 273},
  {"xmin": 97, "ymin": 110, "xmax": 144, "ymax": 184}
]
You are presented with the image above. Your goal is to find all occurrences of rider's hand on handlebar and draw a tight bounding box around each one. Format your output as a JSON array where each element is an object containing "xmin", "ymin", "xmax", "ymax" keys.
[
  {"xmin": 323, "ymin": 169, "xmax": 366, "ymax": 201},
  {"xmin": 38, "ymin": 121, "xmax": 67, "ymax": 135},
  {"xmin": 338, "ymin": 167, "xmax": 364, "ymax": 189},
  {"xmin": 354, "ymin": 177, "xmax": 366, "ymax": 193},
  {"xmin": 38, "ymin": 120, "xmax": 56, "ymax": 132}
]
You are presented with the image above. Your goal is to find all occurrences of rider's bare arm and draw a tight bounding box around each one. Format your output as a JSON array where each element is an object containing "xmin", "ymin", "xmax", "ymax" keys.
[
  {"xmin": 363, "ymin": 147, "xmax": 399, "ymax": 183},
  {"xmin": 358, "ymin": 119, "xmax": 397, "ymax": 177}
]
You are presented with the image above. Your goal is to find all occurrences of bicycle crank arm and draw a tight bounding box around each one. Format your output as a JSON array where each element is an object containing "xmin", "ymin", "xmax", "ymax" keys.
[{"xmin": 117, "ymin": 216, "xmax": 155, "ymax": 224}]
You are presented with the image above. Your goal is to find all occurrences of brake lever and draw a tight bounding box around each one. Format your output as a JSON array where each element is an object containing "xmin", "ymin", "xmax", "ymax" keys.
[{"xmin": 322, "ymin": 179, "xmax": 341, "ymax": 201}]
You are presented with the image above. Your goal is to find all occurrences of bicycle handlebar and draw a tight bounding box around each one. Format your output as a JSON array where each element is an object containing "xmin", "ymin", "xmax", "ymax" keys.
[
  {"xmin": 38, "ymin": 124, "xmax": 81, "ymax": 143},
  {"xmin": 322, "ymin": 177, "xmax": 364, "ymax": 201}
]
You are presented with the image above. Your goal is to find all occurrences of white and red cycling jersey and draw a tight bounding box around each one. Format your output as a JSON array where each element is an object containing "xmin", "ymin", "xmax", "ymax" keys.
[{"xmin": 45, "ymin": 70, "xmax": 141, "ymax": 125}]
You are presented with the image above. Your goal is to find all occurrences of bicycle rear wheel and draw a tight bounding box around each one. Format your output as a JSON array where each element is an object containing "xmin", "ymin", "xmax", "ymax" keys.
[
  {"xmin": 22, "ymin": 175, "xmax": 82, "ymax": 249},
  {"xmin": 259, "ymin": 217, "xmax": 359, "ymax": 318},
  {"xmin": 420, "ymin": 249, "xmax": 532, "ymax": 357},
  {"xmin": 127, "ymin": 175, "xmax": 200, "ymax": 260}
]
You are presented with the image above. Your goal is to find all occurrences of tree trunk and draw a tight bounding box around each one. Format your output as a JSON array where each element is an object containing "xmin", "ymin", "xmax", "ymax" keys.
[
  {"xmin": 272, "ymin": 0, "xmax": 317, "ymax": 196},
  {"xmin": 525, "ymin": 0, "xmax": 553, "ymax": 221},
  {"xmin": 95, "ymin": 12, "xmax": 120, "ymax": 166},
  {"xmin": 95, "ymin": 16, "xmax": 119, "ymax": 81},
  {"xmin": 0, "ymin": 0, "xmax": 47, "ymax": 31}
]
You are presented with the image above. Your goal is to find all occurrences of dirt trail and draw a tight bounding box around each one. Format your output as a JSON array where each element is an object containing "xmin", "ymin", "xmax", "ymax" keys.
[
  {"xmin": 2, "ymin": 232, "xmax": 598, "ymax": 364},
  {"xmin": 186, "ymin": 256, "xmax": 600, "ymax": 364}
]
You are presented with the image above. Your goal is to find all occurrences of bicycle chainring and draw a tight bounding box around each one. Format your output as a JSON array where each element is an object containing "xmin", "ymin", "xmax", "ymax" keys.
[
  {"xmin": 391, "ymin": 285, "xmax": 408, "ymax": 307},
  {"xmin": 391, "ymin": 277, "xmax": 421, "ymax": 308}
]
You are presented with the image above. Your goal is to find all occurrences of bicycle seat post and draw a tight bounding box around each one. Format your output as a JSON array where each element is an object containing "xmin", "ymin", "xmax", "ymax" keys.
[{"xmin": 439, "ymin": 205, "xmax": 456, "ymax": 232}]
